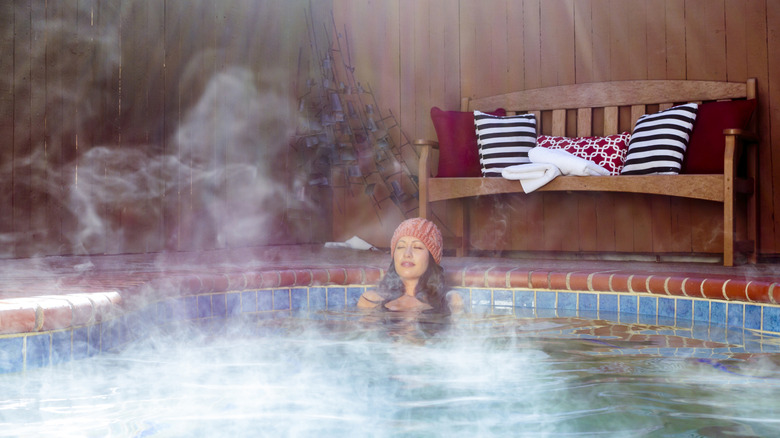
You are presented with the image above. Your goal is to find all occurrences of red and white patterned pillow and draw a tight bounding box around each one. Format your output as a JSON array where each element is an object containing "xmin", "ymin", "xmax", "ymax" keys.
[{"xmin": 535, "ymin": 132, "xmax": 630, "ymax": 175}]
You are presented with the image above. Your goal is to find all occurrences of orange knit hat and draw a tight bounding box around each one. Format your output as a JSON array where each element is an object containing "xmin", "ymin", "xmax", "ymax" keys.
[{"xmin": 390, "ymin": 218, "xmax": 443, "ymax": 264}]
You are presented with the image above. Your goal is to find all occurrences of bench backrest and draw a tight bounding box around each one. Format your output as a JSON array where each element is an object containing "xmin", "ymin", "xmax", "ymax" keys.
[{"xmin": 463, "ymin": 79, "xmax": 756, "ymax": 137}]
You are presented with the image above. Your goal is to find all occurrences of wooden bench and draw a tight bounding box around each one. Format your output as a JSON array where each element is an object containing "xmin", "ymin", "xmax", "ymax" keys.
[{"xmin": 415, "ymin": 79, "xmax": 758, "ymax": 266}]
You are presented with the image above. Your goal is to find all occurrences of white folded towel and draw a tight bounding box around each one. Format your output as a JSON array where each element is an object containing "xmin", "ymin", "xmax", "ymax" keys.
[
  {"xmin": 528, "ymin": 146, "xmax": 610, "ymax": 176},
  {"xmin": 501, "ymin": 163, "xmax": 561, "ymax": 193}
]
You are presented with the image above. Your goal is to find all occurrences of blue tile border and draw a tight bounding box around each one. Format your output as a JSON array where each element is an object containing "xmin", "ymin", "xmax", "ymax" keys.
[{"xmin": 4, "ymin": 284, "xmax": 780, "ymax": 375}]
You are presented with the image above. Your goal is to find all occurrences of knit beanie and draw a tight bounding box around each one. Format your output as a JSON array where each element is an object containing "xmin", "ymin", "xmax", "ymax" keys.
[{"xmin": 390, "ymin": 218, "xmax": 443, "ymax": 264}]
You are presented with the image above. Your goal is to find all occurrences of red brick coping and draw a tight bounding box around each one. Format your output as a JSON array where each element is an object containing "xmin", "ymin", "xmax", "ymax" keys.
[{"xmin": 1, "ymin": 265, "xmax": 778, "ymax": 335}]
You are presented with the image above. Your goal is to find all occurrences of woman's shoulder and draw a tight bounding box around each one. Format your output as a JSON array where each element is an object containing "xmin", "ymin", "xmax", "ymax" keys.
[
  {"xmin": 445, "ymin": 290, "xmax": 465, "ymax": 314},
  {"xmin": 357, "ymin": 290, "xmax": 384, "ymax": 309}
]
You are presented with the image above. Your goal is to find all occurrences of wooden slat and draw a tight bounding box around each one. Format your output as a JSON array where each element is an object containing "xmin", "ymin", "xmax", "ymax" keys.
[
  {"xmin": 630, "ymin": 105, "xmax": 646, "ymax": 130},
  {"xmin": 665, "ymin": 0, "xmax": 686, "ymax": 79},
  {"xmin": 765, "ymin": 0, "xmax": 780, "ymax": 253},
  {"xmin": 686, "ymin": 0, "xmax": 727, "ymax": 81},
  {"xmin": 29, "ymin": 2, "xmax": 48, "ymax": 256},
  {"xmin": 471, "ymin": 80, "xmax": 748, "ymax": 112},
  {"xmin": 13, "ymin": 3, "xmax": 32, "ymax": 257},
  {"xmin": 427, "ymin": 175, "xmax": 725, "ymax": 203},
  {"xmin": 43, "ymin": 0, "xmax": 65, "ymax": 254},
  {"xmin": 576, "ymin": 108, "xmax": 592, "ymax": 136},
  {"xmin": 603, "ymin": 106, "xmax": 619, "ymax": 135},
  {"xmin": 522, "ymin": 0, "xmax": 542, "ymax": 90},
  {"xmin": 573, "ymin": 0, "xmax": 594, "ymax": 84},
  {"xmin": 551, "ymin": 109, "xmax": 566, "ymax": 136}
]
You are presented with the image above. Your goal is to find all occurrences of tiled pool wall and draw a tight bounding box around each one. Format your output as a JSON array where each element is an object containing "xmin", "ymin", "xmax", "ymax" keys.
[{"xmin": 2, "ymin": 267, "xmax": 780, "ymax": 374}]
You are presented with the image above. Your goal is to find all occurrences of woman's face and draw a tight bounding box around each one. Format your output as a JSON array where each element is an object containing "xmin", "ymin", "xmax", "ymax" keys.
[{"xmin": 393, "ymin": 236, "xmax": 430, "ymax": 284}]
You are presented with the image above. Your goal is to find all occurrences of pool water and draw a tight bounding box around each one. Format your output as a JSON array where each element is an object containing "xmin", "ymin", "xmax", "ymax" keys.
[{"xmin": 2, "ymin": 311, "xmax": 780, "ymax": 437}]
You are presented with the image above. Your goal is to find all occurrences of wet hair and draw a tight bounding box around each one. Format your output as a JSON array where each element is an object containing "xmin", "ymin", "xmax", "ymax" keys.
[{"xmin": 376, "ymin": 253, "xmax": 448, "ymax": 313}]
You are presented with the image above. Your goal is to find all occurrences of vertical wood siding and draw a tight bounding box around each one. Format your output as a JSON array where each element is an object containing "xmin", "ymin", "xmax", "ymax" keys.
[
  {"xmin": 0, "ymin": 0, "xmax": 332, "ymax": 258},
  {"xmin": 333, "ymin": 0, "xmax": 780, "ymax": 258}
]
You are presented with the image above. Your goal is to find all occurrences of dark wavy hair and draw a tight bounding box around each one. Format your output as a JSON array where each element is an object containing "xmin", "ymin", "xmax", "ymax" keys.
[{"xmin": 376, "ymin": 253, "xmax": 448, "ymax": 312}]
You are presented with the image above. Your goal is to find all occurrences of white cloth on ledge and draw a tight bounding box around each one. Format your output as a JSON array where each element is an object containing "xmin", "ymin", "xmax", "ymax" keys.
[
  {"xmin": 500, "ymin": 146, "xmax": 611, "ymax": 193},
  {"xmin": 501, "ymin": 162, "xmax": 561, "ymax": 193},
  {"xmin": 529, "ymin": 146, "xmax": 610, "ymax": 177}
]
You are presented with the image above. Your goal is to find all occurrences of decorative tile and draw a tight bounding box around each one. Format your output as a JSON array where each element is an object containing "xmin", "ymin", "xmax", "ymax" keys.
[
  {"xmin": 326, "ymin": 287, "xmax": 345, "ymax": 310},
  {"xmin": 226, "ymin": 293, "xmax": 241, "ymax": 316},
  {"xmin": 537, "ymin": 291, "xmax": 556, "ymax": 309},
  {"xmin": 346, "ymin": 287, "xmax": 364, "ymax": 307},
  {"xmin": 291, "ymin": 288, "xmax": 308, "ymax": 310},
  {"xmin": 514, "ymin": 290, "xmax": 534, "ymax": 308},
  {"xmin": 619, "ymin": 295, "xmax": 638, "ymax": 314},
  {"xmin": 88, "ymin": 324, "xmax": 101, "ymax": 357},
  {"xmin": 197, "ymin": 295, "xmax": 212, "ymax": 319},
  {"xmin": 241, "ymin": 291, "xmax": 257, "ymax": 314},
  {"xmin": 558, "ymin": 292, "xmax": 577, "ymax": 310},
  {"xmin": 309, "ymin": 287, "xmax": 327, "ymax": 310},
  {"xmin": 72, "ymin": 327, "xmax": 89, "ymax": 360},
  {"xmin": 257, "ymin": 290, "xmax": 273, "ymax": 311},
  {"xmin": 764, "ymin": 307, "xmax": 780, "ymax": 333},
  {"xmin": 727, "ymin": 303, "xmax": 744, "ymax": 328},
  {"xmin": 102, "ymin": 319, "xmax": 123, "ymax": 352},
  {"xmin": 745, "ymin": 305, "xmax": 762, "ymax": 330},
  {"xmin": 710, "ymin": 302, "xmax": 727, "ymax": 326},
  {"xmin": 471, "ymin": 289, "xmax": 491, "ymax": 307},
  {"xmin": 212, "ymin": 293, "xmax": 226, "ymax": 318},
  {"xmin": 51, "ymin": 330, "xmax": 72, "ymax": 365},
  {"xmin": 639, "ymin": 296, "xmax": 657, "ymax": 316},
  {"xmin": 658, "ymin": 297, "xmax": 675, "ymax": 318},
  {"xmin": 579, "ymin": 293, "xmax": 598, "ymax": 311},
  {"xmin": 599, "ymin": 294, "xmax": 618, "ymax": 313},
  {"xmin": 676, "ymin": 299, "xmax": 693, "ymax": 320},
  {"xmin": 0, "ymin": 337, "xmax": 24, "ymax": 373},
  {"xmin": 493, "ymin": 289, "xmax": 513, "ymax": 307},
  {"xmin": 274, "ymin": 289, "xmax": 291, "ymax": 311},
  {"xmin": 693, "ymin": 300, "xmax": 709, "ymax": 322}
]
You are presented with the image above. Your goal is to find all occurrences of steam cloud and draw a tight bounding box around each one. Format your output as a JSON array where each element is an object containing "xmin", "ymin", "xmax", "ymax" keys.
[{"xmin": 0, "ymin": 2, "xmax": 301, "ymax": 257}]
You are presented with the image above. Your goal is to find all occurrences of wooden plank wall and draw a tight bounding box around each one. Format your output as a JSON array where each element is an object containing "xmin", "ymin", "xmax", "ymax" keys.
[
  {"xmin": 0, "ymin": 0, "xmax": 333, "ymax": 258},
  {"xmin": 333, "ymin": 0, "xmax": 780, "ymax": 258}
]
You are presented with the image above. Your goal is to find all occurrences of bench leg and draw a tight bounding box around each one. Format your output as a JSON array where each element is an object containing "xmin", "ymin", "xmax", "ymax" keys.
[
  {"xmin": 724, "ymin": 196, "xmax": 734, "ymax": 267},
  {"xmin": 747, "ymin": 145, "xmax": 759, "ymax": 264},
  {"xmin": 459, "ymin": 199, "xmax": 470, "ymax": 257},
  {"xmin": 449, "ymin": 198, "xmax": 469, "ymax": 257}
]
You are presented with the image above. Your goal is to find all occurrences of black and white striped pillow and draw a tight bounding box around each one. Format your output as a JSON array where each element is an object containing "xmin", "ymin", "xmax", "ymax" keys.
[
  {"xmin": 621, "ymin": 103, "xmax": 698, "ymax": 175},
  {"xmin": 474, "ymin": 111, "xmax": 537, "ymax": 177}
]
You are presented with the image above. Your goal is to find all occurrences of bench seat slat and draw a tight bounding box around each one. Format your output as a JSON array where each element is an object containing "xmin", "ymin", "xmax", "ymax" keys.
[{"xmin": 428, "ymin": 175, "xmax": 724, "ymax": 203}]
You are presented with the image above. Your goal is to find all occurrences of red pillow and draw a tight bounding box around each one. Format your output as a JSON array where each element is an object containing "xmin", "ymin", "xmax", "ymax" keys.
[
  {"xmin": 536, "ymin": 133, "xmax": 631, "ymax": 175},
  {"xmin": 683, "ymin": 99, "xmax": 756, "ymax": 174},
  {"xmin": 430, "ymin": 106, "xmax": 506, "ymax": 177}
]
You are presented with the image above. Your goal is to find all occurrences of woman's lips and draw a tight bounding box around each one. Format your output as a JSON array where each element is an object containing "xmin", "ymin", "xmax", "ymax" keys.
[{"xmin": 400, "ymin": 261, "xmax": 415, "ymax": 267}]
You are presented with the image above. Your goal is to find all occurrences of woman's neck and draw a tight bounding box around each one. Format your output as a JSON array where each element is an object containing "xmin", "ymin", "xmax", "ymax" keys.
[{"xmin": 402, "ymin": 279, "xmax": 418, "ymax": 297}]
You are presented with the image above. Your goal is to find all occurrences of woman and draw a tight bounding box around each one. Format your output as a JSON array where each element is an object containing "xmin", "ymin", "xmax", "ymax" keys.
[{"xmin": 357, "ymin": 217, "xmax": 463, "ymax": 313}]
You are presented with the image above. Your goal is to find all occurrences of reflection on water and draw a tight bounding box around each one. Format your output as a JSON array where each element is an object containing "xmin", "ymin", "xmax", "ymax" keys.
[{"xmin": 1, "ymin": 312, "xmax": 780, "ymax": 437}]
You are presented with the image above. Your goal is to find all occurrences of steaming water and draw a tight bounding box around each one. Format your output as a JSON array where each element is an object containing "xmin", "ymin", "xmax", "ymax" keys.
[{"xmin": 2, "ymin": 312, "xmax": 780, "ymax": 437}]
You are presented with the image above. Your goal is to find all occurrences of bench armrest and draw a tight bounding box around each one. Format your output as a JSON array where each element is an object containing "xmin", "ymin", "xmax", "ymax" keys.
[
  {"xmin": 413, "ymin": 139, "xmax": 439, "ymax": 218},
  {"xmin": 413, "ymin": 139, "xmax": 439, "ymax": 178},
  {"xmin": 413, "ymin": 139, "xmax": 439, "ymax": 149},
  {"xmin": 723, "ymin": 128, "xmax": 759, "ymax": 199},
  {"xmin": 724, "ymin": 128, "xmax": 759, "ymax": 143}
]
